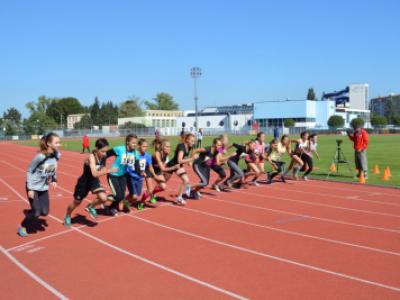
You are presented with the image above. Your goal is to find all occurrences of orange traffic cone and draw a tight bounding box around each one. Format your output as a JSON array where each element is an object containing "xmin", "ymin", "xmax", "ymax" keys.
[
  {"xmin": 373, "ymin": 165, "xmax": 380, "ymax": 174},
  {"xmin": 382, "ymin": 169, "xmax": 389, "ymax": 181},
  {"xmin": 386, "ymin": 167, "xmax": 392, "ymax": 177},
  {"xmin": 359, "ymin": 172, "xmax": 366, "ymax": 184},
  {"xmin": 330, "ymin": 163, "xmax": 337, "ymax": 173}
]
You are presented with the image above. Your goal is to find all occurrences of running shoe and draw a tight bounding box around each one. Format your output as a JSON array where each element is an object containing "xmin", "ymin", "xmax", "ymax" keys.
[
  {"xmin": 150, "ymin": 196, "xmax": 157, "ymax": 204},
  {"xmin": 185, "ymin": 184, "xmax": 191, "ymax": 197},
  {"xmin": 250, "ymin": 181, "xmax": 260, "ymax": 186},
  {"xmin": 226, "ymin": 180, "xmax": 234, "ymax": 189},
  {"xmin": 17, "ymin": 227, "xmax": 28, "ymax": 237},
  {"xmin": 122, "ymin": 200, "xmax": 131, "ymax": 213},
  {"xmin": 109, "ymin": 208, "xmax": 119, "ymax": 216},
  {"xmin": 85, "ymin": 206, "xmax": 98, "ymax": 219},
  {"xmin": 303, "ymin": 176, "xmax": 309, "ymax": 181},
  {"xmin": 191, "ymin": 191, "xmax": 201, "ymax": 200},
  {"xmin": 176, "ymin": 196, "xmax": 186, "ymax": 206},
  {"xmin": 137, "ymin": 203, "xmax": 145, "ymax": 211},
  {"xmin": 212, "ymin": 184, "xmax": 221, "ymax": 192},
  {"xmin": 64, "ymin": 215, "xmax": 72, "ymax": 228}
]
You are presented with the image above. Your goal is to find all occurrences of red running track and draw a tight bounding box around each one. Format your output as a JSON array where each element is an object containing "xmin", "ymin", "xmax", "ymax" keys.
[{"xmin": 0, "ymin": 143, "xmax": 399, "ymax": 299}]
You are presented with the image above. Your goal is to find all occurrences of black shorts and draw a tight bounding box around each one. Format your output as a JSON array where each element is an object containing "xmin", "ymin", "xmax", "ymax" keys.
[
  {"xmin": 211, "ymin": 164, "xmax": 226, "ymax": 178},
  {"xmin": 73, "ymin": 177, "xmax": 105, "ymax": 202}
]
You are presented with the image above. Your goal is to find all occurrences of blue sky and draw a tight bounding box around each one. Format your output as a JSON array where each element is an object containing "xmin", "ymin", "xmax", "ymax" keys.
[{"xmin": 1, "ymin": 0, "xmax": 399, "ymax": 117}]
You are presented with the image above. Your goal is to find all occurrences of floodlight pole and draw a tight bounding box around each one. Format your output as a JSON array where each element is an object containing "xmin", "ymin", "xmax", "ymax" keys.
[{"xmin": 190, "ymin": 67, "xmax": 202, "ymax": 132}]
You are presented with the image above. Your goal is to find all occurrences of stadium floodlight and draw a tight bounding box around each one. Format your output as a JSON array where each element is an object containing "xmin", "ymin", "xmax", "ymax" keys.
[{"xmin": 190, "ymin": 67, "xmax": 202, "ymax": 132}]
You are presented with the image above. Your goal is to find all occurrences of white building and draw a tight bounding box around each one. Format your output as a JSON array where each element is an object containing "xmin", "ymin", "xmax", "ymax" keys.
[
  {"xmin": 118, "ymin": 110, "xmax": 184, "ymax": 135},
  {"xmin": 177, "ymin": 104, "xmax": 254, "ymax": 134},
  {"xmin": 67, "ymin": 113, "xmax": 87, "ymax": 129}
]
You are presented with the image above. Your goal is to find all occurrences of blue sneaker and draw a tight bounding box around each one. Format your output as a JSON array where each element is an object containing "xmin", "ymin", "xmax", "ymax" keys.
[
  {"xmin": 85, "ymin": 206, "xmax": 98, "ymax": 219},
  {"xmin": 64, "ymin": 215, "xmax": 72, "ymax": 227},
  {"xmin": 18, "ymin": 227, "xmax": 28, "ymax": 237}
]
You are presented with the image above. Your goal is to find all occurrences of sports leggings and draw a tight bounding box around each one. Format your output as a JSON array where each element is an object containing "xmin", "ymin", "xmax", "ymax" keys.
[
  {"xmin": 193, "ymin": 161, "xmax": 211, "ymax": 187},
  {"xmin": 226, "ymin": 160, "xmax": 244, "ymax": 183},
  {"xmin": 21, "ymin": 189, "xmax": 50, "ymax": 230},
  {"xmin": 108, "ymin": 174, "xmax": 127, "ymax": 209},
  {"xmin": 300, "ymin": 154, "xmax": 313, "ymax": 176}
]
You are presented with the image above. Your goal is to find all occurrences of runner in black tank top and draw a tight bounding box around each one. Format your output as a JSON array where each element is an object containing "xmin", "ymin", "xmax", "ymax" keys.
[{"xmin": 64, "ymin": 138, "xmax": 116, "ymax": 227}]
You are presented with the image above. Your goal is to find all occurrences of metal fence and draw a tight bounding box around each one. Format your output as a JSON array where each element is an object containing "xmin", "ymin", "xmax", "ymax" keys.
[{"xmin": 2, "ymin": 126, "xmax": 400, "ymax": 141}]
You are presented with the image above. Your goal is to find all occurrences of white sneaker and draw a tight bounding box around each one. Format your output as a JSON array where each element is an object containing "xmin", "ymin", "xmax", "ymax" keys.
[
  {"xmin": 176, "ymin": 196, "xmax": 186, "ymax": 206},
  {"xmin": 185, "ymin": 184, "xmax": 191, "ymax": 197},
  {"xmin": 303, "ymin": 176, "xmax": 309, "ymax": 181},
  {"xmin": 250, "ymin": 181, "xmax": 260, "ymax": 186},
  {"xmin": 212, "ymin": 184, "xmax": 221, "ymax": 192}
]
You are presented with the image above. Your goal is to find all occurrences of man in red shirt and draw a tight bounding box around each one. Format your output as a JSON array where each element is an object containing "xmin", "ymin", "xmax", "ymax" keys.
[
  {"xmin": 347, "ymin": 123, "xmax": 369, "ymax": 179},
  {"xmin": 81, "ymin": 134, "xmax": 90, "ymax": 153}
]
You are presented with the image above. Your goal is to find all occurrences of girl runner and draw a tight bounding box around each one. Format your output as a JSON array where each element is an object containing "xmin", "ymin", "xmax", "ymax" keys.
[
  {"xmin": 167, "ymin": 133, "xmax": 195, "ymax": 205},
  {"xmin": 149, "ymin": 139, "xmax": 181, "ymax": 201},
  {"xmin": 266, "ymin": 135, "xmax": 292, "ymax": 184},
  {"xmin": 106, "ymin": 134, "xmax": 138, "ymax": 216},
  {"xmin": 283, "ymin": 132, "xmax": 306, "ymax": 180},
  {"xmin": 254, "ymin": 132, "xmax": 267, "ymax": 184},
  {"xmin": 207, "ymin": 134, "xmax": 230, "ymax": 191},
  {"xmin": 224, "ymin": 141, "xmax": 247, "ymax": 188},
  {"xmin": 243, "ymin": 140, "xmax": 262, "ymax": 186},
  {"xmin": 191, "ymin": 138, "xmax": 224, "ymax": 199},
  {"xmin": 18, "ymin": 133, "xmax": 61, "ymax": 237},
  {"xmin": 127, "ymin": 138, "xmax": 164, "ymax": 210},
  {"xmin": 64, "ymin": 138, "xmax": 116, "ymax": 227},
  {"xmin": 300, "ymin": 133, "xmax": 319, "ymax": 180}
]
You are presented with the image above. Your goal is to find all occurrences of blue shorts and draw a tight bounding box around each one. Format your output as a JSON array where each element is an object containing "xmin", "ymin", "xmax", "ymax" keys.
[{"xmin": 127, "ymin": 176, "xmax": 143, "ymax": 196}]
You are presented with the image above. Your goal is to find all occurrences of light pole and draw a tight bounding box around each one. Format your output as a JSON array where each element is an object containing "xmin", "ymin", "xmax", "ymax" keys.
[{"xmin": 190, "ymin": 67, "xmax": 202, "ymax": 132}]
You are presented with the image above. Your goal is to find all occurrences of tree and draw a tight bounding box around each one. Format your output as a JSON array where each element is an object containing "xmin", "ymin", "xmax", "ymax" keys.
[
  {"xmin": 370, "ymin": 115, "xmax": 387, "ymax": 127},
  {"xmin": 350, "ymin": 117, "xmax": 365, "ymax": 129},
  {"xmin": 327, "ymin": 115, "xmax": 344, "ymax": 128},
  {"xmin": 119, "ymin": 97, "xmax": 144, "ymax": 117},
  {"xmin": 73, "ymin": 115, "xmax": 92, "ymax": 129},
  {"xmin": 3, "ymin": 107, "xmax": 22, "ymax": 125},
  {"xmin": 23, "ymin": 111, "xmax": 58, "ymax": 135},
  {"xmin": 89, "ymin": 97, "xmax": 101, "ymax": 126},
  {"xmin": 99, "ymin": 101, "xmax": 118, "ymax": 126},
  {"xmin": 393, "ymin": 115, "xmax": 400, "ymax": 126},
  {"xmin": 46, "ymin": 97, "xmax": 84, "ymax": 125},
  {"xmin": 307, "ymin": 88, "xmax": 316, "ymax": 100},
  {"xmin": 25, "ymin": 95, "xmax": 53, "ymax": 114},
  {"xmin": 5, "ymin": 123, "xmax": 16, "ymax": 136},
  {"xmin": 118, "ymin": 121, "xmax": 146, "ymax": 129},
  {"xmin": 283, "ymin": 119, "xmax": 295, "ymax": 127},
  {"xmin": 144, "ymin": 93, "xmax": 179, "ymax": 110}
]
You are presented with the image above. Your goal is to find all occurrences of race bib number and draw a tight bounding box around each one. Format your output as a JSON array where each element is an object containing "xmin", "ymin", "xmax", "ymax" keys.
[
  {"xmin": 121, "ymin": 154, "xmax": 128, "ymax": 165},
  {"xmin": 139, "ymin": 159, "xmax": 146, "ymax": 171},
  {"xmin": 126, "ymin": 154, "xmax": 135, "ymax": 167}
]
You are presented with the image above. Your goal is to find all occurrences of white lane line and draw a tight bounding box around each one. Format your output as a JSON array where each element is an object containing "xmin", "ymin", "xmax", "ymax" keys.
[
  {"xmin": 206, "ymin": 196, "xmax": 400, "ymax": 234},
  {"xmin": 0, "ymin": 174, "xmax": 246, "ymax": 300},
  {"xmin": 130, "ymin": 215, "xmax": 400, "ymax": 293},
  {"xmin": 231, "ymin": 189, "xmax": 400, "ymax": 218},
  {"xmin": 0, "ymin": 245, "xmax": 68, "ymax": 299},
  {"xmin": 169, "ymin": 205, "xmax": 400, "ymax": 257}
]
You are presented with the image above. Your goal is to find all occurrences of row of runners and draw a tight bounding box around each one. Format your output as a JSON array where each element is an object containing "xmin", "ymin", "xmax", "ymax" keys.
[{"xmin": 18, "ymin": 131, "xmax": 319, "ymax": 237}]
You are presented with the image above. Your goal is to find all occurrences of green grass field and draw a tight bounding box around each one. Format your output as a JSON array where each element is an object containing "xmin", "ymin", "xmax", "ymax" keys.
[{"xmin": 17, "ymin": 134, "xmax": 400, "ymax": 187}]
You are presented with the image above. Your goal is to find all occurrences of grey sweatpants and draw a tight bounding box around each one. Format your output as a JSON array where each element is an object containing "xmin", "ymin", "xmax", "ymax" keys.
[{"xmin": 355, "ymin": 150, "xmax": 368, "ymax": 172}]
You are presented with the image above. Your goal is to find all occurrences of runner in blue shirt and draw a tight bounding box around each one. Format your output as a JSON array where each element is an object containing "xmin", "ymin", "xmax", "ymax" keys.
[{"xmin": 105, "ymin": 134, "xmax": 137, "ymax": 215}]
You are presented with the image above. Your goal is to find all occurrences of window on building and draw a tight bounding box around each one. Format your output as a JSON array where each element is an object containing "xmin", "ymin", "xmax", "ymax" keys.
[
  {"xmin": 233, "ymin": 120, "xmax": 239, "ymax": 126},
  {"xmin": 206, "ymin": 121, "xmax": 211, "ymax": 127},
  {"xmin": 219, "ymin": 121, "xmax": 224, "ymax": 127}
]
